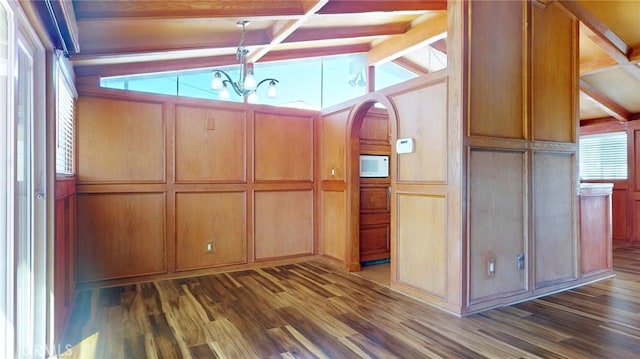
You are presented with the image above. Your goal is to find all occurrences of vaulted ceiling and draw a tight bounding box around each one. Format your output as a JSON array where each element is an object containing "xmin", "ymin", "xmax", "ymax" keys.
[{"xmin": 35, "ymin": 0, "xmax": 640, "ymax": 121}]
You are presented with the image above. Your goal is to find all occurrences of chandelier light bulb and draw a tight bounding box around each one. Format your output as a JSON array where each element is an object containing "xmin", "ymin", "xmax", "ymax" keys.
[
  {"xmin": 211, "ymin": 72, "xmax": 223, "ymax": 90},
  {"xmin": 267, "ymin": 81, "xmax": 277, "ymax": 98},
  {"xmin": 219, "ymin": 85, "xmax": 230, "ymax": 99},
  {"xmin": 244, "ymin": 71, "xmax": 256, "ymax": 91}
]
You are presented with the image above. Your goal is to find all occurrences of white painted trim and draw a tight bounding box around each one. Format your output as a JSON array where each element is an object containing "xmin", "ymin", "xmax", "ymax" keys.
[
  {"xmin": 0, "ymin": 1, "xmax": 15, "ymax": 357},
  {"xmin": 5, "ymin": 1, "xmax": 48, "ymax": 357}
]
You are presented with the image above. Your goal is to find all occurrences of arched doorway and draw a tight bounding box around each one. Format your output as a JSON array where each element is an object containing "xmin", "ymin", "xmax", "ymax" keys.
[{"xmin": 346, "ymin": 97, "xmax": 397, "ymax": 284}]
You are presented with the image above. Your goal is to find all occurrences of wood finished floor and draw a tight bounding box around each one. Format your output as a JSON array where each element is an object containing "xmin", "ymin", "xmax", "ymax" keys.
[{"xmin": 60, "ymin": 247, "xmax": 640, "ymax": 358}]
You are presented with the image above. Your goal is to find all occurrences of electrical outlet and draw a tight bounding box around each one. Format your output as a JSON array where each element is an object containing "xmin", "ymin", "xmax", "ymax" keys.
[
  {"xmin": 205, "ymin": 241, "xmax": 214, "ymax": 253},
  {"xmin": 488, "ymin": 259, "xmax": 496, "ymax": 276}
]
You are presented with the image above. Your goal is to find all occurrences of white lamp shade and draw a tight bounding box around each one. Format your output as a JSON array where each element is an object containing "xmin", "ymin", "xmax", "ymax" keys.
[
  {"xmin": 244, "ymin": 71, "xmax": 256, "ymax": 91},
  {"xmin": 211, "ymin": 72, "xmax": 223, "ymax": 90},
  {"xmin": 267, "ymin": 81, "xmax": 277, "ymax": 98},
  {"xmin": 219, "ymin": 85, "xmax": 230, "ymax": 99}
]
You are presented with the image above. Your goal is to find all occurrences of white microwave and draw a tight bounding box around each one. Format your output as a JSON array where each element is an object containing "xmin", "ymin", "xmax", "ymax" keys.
[{"xmin": 360, "ymin": 155, "xmax": 389, "ymax": 178}]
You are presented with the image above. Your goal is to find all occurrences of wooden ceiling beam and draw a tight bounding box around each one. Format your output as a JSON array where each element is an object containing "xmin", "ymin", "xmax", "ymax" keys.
[
  {"xmin": 578, "ymin": 22, "xmax": 629, "ymax": 65},
  {"xmin": 392, "ymin": 57, "xmax": 428, "ymax": 75},
  {"xmin": 284, "ymin": 23, "xmax": 408, "ymax": 43},
  {"xmin": 73, "ymin": 0, "xmax": 307, "ymax": 19},
  {"xmin": 556, "ymin": 0, "xmax": 630, "ymax": 64},
  {"xmin": 72, "ymin": 29, "xmax": 269, "ymax": 59},
  {"xmin": 318, "ymin": 0, "xmax": 446, "ymax": 14},
  {"xmin": 73, "ymin": 43, "xmax": 372, "ymax": 78},
  {"xmin": 580, "ymin": 79, "xmax": 631, "ymax": 122},
  {"xmin": 247, "ymin": 0, "xmax": 329, "ymax": 63},
  {"xmin": 580, "ymin": 57, "xmax": 619, "ymax": 76},
  {"xmin": 73, "ymin": 54, "xmax": 239, "ymax": 78},
  {"xmin": 631, "ymin": 46, "xmax": 640, "ymax": 63},
  {"xmin": 72, "ymin": 22, "xmax": 405, "ymax": 60},
  {"xmin": 260, "ymin": 43, "xmax": 371, "ymax": 62},
  {"xmin": 367, "ymin": 12, "xmax": 447, "ymax": 66}
]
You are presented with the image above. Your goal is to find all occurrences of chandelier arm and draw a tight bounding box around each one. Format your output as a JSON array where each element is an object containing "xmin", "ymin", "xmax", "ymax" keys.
[
  {"xmin": 223, "ymin": 79, "xmax": 249, "ymax": 97},
  {"xmin": 215, "ymin": 70, "xmax": 234, "ymax": 84},
  {"xmin": 255, "ymin": 78, "xmax": 279, "ymax": 89}
]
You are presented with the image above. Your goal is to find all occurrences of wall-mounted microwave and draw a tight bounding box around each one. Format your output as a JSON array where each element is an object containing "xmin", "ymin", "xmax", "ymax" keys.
[{"xmin": 360, "ymin": 155, "xmax": 389, "ymax": 178}]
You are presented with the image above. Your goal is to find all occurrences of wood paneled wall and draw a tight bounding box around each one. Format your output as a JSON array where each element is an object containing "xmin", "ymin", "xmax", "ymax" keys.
[
  {"xmin": 318, "ymin": 108, "xmax": 349, "ymax": 263},
  {"xmin": 463, "ymin": 1, "xmax": 582, "ymax": 313},
  {"xmin": 75, "ymin": 90, "xmax": 318, "ymax": 283},
  {"xmin": 389, "ymin": 75, "xmax": 458, "ymax": 310},
  {"xmin": 54, "ymin": 178, "xmax": 76, "ymax": 340},
  {"xmin": 319, "ymin": 70, "xmax": 463, "ymax": 313}
]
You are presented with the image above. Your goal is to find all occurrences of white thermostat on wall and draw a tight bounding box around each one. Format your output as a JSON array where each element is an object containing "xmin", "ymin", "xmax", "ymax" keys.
[{"xmin": 396, "ymin": 138, "xmax": 415, "ymax": 154}]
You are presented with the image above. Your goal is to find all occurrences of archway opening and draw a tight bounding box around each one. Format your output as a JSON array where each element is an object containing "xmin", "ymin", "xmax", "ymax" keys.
[{"xmin": 348, "ymin": 101, "xmax": 393, "ymax": 285}]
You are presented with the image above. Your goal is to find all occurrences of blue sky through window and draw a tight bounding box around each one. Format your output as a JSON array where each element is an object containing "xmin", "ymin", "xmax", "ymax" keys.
[{"xmin": 100, "ymin": 53, "xmax": 418, "ymax": 110}]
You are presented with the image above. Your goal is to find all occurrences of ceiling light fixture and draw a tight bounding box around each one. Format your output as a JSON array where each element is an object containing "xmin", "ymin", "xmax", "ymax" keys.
[{"xmin": 211, "ymin": 20, "xmax": 278, "ymax": 102}]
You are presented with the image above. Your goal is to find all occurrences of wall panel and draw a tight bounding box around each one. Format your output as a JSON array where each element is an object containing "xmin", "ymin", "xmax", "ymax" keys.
[
  {"xmin": 77, "ymin": 97, "xmax": 165, "ymax": 183},
  {"xmin": 469, "ymin": 150, "xmax": 526, "ymax": 302},
  {"xmin": 76, "ymin": 91, "xmax": 319, "ymax": 283},
  {"xmin": 175, "ymin": 192, "xmax": 246, "ymax": 270},
  {"xmin": 254, "ymin": 112, "xmax": 313, "ymax": 182},
  {"xmin": 392, "ymin": 80, "xmax": 448, "ymax": 183},
  {"xmin": 321, "ymin": 190, "xmax": 346, "ymax": 261},
  {"xmin": 320, "ymin": 109, "xmax": 349, "ymax": 180},
  {"xmin": 534, "ymin": 152, "xmax": 576, "ymax": 287},
  {"xmin": 254, "ymin": 190, "xmax": 313, "ymax": 260},
  {"xmin": 175, "ymin": 106, "xmax": 246, "ymax": 182},
  {"xmin": 396, "ymin": 193, "xmax": 446, "ymax": 298},
  {"xmin": 580, "ymin": 187, "xmax": 612, "ymax": 276},
  {"xmin": 359, "ymin": 109, "xmax": 390, "ymax": 144},
  {"xmin": 469, "ymin": 1, "xmax": 524, "ymax": 139},
  {"xmin": 531, "ymin": 3, "xmax": 574, "ymax": 143},
  {"xmin": 76, "ymin": 193, "xmax": 166, "ymax": 281},
  {"xmin": 612, "ymin": 188, "xmax": 628, "ymax": 240}
]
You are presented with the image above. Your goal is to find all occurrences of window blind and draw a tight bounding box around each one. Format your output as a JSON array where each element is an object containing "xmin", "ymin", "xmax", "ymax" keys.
[
  {"xmin": 579, "ymin": 131, "xmax": 627, "ymax": 180},
  {"xmin": 56, "ymin": 65, "xmax": 75, "ymax": 175}
]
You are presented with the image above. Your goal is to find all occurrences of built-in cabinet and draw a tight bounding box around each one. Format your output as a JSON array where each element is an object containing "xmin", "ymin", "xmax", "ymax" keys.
[{"xmin": 358, "ymin": 108, "xmax": 391, "ymax": 263}]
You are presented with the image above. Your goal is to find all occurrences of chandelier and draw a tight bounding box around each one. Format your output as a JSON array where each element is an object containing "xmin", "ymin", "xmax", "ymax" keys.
[{"xmin": 211, "ymin": 20, "xmax": 279, "ymax": 102}]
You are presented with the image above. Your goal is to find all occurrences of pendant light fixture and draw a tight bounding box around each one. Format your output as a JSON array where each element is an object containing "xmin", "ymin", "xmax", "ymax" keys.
[{"xmin": 210, "ymin": 20, "xmax": 279, "ymax": 102}]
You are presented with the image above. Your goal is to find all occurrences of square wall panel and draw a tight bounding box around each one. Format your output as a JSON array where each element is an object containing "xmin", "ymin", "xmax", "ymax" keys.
[
  {"xmin": 175, "ymin": 106, "xmax": 246, "ymax": 182},
  {"xmin": 254, "ymin": 112, "xmax": 314, "ymax": 182},
  {"xmin": 254, "ymin": 190, "xmax": 313, "ymax": 260},
  {"xmin": 175, "ymin": 192, "xmax": 246, "ymax": 270}
]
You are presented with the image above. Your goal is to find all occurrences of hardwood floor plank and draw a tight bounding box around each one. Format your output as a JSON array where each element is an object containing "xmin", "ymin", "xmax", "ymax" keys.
[
  {"xmin": 148, "ymin": 314, "xmax": 183, "ymax": 359},
  {"xmin": 337, "ymin": 311, "xmax": 441, "ymax": 358},
  {"xmin": 188, "ymin": 343, "xmax": 217, "ymax": 359},
  {"xmin": 275, "ymin": 306, "xmax": 360, "ymax": 358},
  {"xmin": 60, "ymin": 246, "xmax": 640, "ymax": 358}
]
